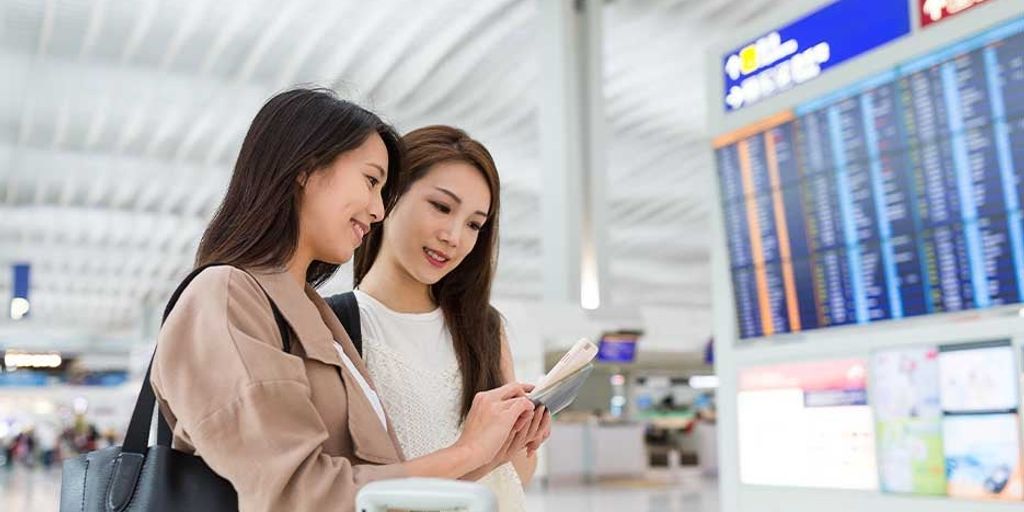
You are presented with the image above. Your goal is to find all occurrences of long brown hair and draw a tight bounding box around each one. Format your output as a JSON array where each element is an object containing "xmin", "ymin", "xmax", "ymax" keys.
[
  {"xmin": 354, "ymin": 125, "xmax": 503, "ymax": 419},
  {"xmin": 197, "ymin": 87, "xmax": 403, "ymax": 286}
]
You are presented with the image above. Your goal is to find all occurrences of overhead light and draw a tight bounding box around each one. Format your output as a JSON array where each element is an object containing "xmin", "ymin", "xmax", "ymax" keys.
[
  {"xmin": 10, "ymin": 297, "xmax": 30, "ymax": 320},
  {"xmin": 1018, "ymin": 307, "xmax": 1024, "ymax": 318},
  {"xmin": 689, "ymin": 375, "xmax": 719, "ymax": 390},
  {"xmin": 4, "ymin": 351, "xmax": 62, "ymax": 369}
]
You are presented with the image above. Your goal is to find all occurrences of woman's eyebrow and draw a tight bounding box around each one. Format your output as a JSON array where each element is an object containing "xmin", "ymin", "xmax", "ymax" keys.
[
  {"xmin": 367, "ymin": 163, "xmax": 386, "ymax": 179},
  {"xmin": 435, "ymin": 186, "xmax": 488, "ymax": 217}
]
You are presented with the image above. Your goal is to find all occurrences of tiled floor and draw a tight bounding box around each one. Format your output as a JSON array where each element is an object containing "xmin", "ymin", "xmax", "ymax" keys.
[
  {"xmin": 0, "ymin": 465, "xmax": 719, "ymax": 512},
  {"xmin": 526, "ymin": 469, "xmax": 720, "ymax": 512},
  {"xmin": 0, "ymin": 465, "xmax": 61, "ymax": 511}
]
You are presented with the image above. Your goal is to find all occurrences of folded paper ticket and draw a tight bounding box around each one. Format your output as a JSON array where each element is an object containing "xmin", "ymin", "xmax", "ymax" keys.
[{"xmin": 528, "ymin": 338, "xmax": 598, "ymax": 414}]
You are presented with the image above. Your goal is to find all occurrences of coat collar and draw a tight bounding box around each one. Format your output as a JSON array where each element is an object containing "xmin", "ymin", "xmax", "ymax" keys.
[
  {"xmin": 246, "ymin": 267, "xmax": 341, "ymax": 366},
  {"xmin": 245, "ymin": 266, "xmax": 404, "ymax": 462}
]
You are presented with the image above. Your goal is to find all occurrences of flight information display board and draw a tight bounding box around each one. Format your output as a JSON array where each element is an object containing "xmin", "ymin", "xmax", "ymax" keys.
[{"xmin": 717, "ymin": 18, "xmax": 1024, "ymax": 340}]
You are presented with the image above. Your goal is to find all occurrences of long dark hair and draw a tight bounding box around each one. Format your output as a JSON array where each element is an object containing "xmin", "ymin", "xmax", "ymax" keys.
[
  {"xmin": 197, "ymin": 87, "xmax": 403, "ymax": 287},
  {"xmin": 354, "ymin": 125, "xmax": 503, "ymax": 419}
]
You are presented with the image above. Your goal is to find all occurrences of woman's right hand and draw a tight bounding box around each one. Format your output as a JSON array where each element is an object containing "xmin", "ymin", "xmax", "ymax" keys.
[{"xmin": 455, "ymin": 383, "xmax": 536, "ymax": 467}]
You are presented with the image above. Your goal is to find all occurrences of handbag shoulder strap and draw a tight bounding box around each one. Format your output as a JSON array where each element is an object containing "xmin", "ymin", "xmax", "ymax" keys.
[
  {"xmin": 325, "ymin": 291, "xmax": 362, "ymax": 356},
  {"xmin": 123, "ymin": 264, "xmax": 291, "ymax": 455}
]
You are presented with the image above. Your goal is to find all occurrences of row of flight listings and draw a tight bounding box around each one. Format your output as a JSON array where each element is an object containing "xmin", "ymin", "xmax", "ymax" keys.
[
  {"xmin": 738, "ymin": 339, "xmax": 1023, "ymax": 501},
  {"xmin": 717, "ymin": 18, "xmax": 1024, "ymax": 340}
]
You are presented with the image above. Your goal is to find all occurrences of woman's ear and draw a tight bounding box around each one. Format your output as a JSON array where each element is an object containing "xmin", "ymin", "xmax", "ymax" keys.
[{"xmin": 296, "ymin": 159, "xmax": 322, "ymax": 188}]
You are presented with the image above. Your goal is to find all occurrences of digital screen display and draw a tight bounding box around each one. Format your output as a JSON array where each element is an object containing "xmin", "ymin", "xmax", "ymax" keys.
[
  {"xmin": 717, "ymin": 18, "xmax": 1024, "ymax": 340},
  {"xmin": 939, "ymin": 341, "xmax": 1019, "ymax": 413},
  {"xmin": 943, "ymin": 414, "xmax": 1023, "ymax": 500},
  {"xmin": 871, "ymin": 347, "xmax": 947, "ymax": 495},
  {"xmin": 738, "ymin": 359, "xmax": 878, "ymax": 490},
  {"xmin": 596, "ymin": 334, "xmax": 638, "ymax": 363},
  {"xmin": 871, "ymin": 340, "xmax": 1023, "ymax": 500},
  {"xmin": 939, "ymin": 340, "xmax": 1023, "ymax": 501}
]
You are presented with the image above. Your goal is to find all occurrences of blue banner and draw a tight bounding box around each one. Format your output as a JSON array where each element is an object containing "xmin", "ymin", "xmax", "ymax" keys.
[
  {"xmin": 12, "ymin": 263, "xmax": 29, "ymax": 299},
  {"xmin": 0, "ymin": 372, "xmax": 49, "ymax": 387},
  {"xmin": 723, "ymin": 0, "xmax": 911, "ymax": 112}
]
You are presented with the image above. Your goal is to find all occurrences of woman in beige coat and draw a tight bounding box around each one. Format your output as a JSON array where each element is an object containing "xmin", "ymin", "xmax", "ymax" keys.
[{"xmin": 150, "ymin": 88, "xmax": 536, "ymax": 512}]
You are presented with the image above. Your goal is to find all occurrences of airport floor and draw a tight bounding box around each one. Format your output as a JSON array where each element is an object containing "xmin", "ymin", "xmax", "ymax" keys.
[{"xmin": 0, "ymin": 465, "xmax": 719, "ymax": 512}]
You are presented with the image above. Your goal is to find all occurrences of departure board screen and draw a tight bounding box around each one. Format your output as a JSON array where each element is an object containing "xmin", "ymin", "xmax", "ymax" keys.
[{"xmin": 717, "ymin": 18, "xmax": 1024, "ymax": 340}]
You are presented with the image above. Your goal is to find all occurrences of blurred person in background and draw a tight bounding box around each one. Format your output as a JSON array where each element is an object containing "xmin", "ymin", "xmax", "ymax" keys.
[
  {"xmin": 35, "ymin": 421, "xmax": 58, "ymax": 468},
  {"xmin": 337, "ymin": 125, "xmax": 552, "ymax": 512},
  {"xmin": 149, "ymin": 88, "xmax": 536, "ymax": 511}
]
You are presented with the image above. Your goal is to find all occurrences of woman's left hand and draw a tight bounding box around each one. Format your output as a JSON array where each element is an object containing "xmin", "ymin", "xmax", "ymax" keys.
[{"xmin": 523, "ymin": 405, "xmax": 551, "ymax": 458}]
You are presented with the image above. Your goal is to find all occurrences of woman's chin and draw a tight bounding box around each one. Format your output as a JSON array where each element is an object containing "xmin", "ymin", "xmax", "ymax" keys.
[
  {"xmin": 412, "ymin": 265, "xmax": 446, "ymax": 286},
  {"xmin": 320, "ymin": 247, "xmax": 354, "ymax": 265}
]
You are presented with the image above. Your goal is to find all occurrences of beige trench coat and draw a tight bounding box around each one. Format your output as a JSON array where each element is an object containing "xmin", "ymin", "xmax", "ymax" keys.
[{"xmin": 151, "ymin": 266, "xmax": 407, "ymax": 511}]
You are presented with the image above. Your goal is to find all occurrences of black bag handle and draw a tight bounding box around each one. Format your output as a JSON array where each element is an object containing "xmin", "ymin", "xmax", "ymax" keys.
[
  {"xmin": 325, "ymin": 291, "xmax": 361, "ymax": 356},
  {"xmin": 122, "ymin": 264, "xmax": 292, "ymax": 455}
]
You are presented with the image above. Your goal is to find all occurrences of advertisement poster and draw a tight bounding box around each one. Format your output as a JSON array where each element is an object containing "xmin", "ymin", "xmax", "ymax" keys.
[
  {"xmin": 939, "ymin": 340, "xmax": 1023, "ymax": 500},
  {"xmin": 943, "ymin": 414, "xmax": 1024, "ymax": 500},
  {"xmin": 871, "ymin": 347, "xmax": 947, "ymax": 494},
  {"xmin": 738, "ymin": 359, "xmax": 878, "ymax": 489}
]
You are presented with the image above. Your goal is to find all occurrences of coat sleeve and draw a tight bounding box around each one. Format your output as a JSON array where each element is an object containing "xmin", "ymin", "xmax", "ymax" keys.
[{"xmin": 151, "ymin": 267, "xmax": 407, "ymax": 512}]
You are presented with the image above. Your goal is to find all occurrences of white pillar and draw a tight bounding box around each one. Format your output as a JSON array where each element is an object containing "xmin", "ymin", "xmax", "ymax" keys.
[{"xmin": 538, "ymin": 0, "xmax": 609, "ymax": 309}]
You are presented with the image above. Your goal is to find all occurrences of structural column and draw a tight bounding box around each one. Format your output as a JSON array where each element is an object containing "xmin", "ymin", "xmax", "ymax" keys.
[{"xmin": 538, "ymin": 0, "xmax": 609, "ymax": 309}]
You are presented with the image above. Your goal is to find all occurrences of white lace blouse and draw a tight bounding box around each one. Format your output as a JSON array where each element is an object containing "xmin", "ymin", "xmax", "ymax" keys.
[{"xmin": 353, "ymin": 290, "xmax": 526, "ymax": 512}]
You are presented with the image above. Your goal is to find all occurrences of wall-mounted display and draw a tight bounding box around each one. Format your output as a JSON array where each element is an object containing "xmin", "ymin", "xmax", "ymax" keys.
[{"xmin": 718, "ymin": 18, "xmax": 1024, "ymax": 340}]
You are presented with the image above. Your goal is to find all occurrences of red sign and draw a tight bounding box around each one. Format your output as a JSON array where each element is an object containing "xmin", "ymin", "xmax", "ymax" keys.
[
  {"xmin": 920, "ymin": 0, "xmax": 994, "ymax": 27},
  {"xmin": 739, "ymin": 359, "xmax": 868, "ymax": 392}
]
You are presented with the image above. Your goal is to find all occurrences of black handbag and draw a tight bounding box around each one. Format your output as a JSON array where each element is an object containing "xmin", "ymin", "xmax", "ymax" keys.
[{"xmin": 60, "ymin": 264, "xmax": 291, "ymax": 511}]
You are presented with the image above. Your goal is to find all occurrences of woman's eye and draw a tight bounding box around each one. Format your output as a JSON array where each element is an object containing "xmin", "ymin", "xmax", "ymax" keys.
[
  {"xmin": 430, "ymin": 201, "xmax": 451, "ymax": 214},
  {"xmin": 366, "ymin": 175, "xmax": 380, "ymax": 188},
  {"xmin": 469, "ymin": 222, "xmax": 482, "ymax": 232}
]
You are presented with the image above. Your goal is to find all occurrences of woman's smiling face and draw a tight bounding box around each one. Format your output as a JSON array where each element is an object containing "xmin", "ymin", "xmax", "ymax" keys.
[
  {"xmin": 381, "ymin": 160, "xmax": 491, "ymax": 284},
  {"xmin": 298, "ymin": 133, "xmax": 389, "ymax": 265}
]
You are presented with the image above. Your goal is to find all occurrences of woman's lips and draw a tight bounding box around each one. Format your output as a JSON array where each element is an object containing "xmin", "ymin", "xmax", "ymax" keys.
[
  {"xmin": 351, "ymin": 220, "xmax": 368, "ymax": 243},
  {"xmin": 424, "ymin": 247, "xmax": 450, "ymax": 268}
]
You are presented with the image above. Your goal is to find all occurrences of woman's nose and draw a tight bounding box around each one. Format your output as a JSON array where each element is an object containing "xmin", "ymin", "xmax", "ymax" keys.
[
  {"xmin": 438, "ymin": 224, "xmax": 460, "ymax": 248},
  {"xmin": 369, "ymin": 190, "xmax": 385, "ymax": 222}
]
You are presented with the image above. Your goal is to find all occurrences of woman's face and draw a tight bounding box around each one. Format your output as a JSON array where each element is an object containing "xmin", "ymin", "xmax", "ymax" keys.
[
  {"xmin": 383, "ymin": 161, "xmax": 491, "ymax": 285},
  {"xmin": 299, "ymin": 133, "xmax": 389, "ymax": 265}
]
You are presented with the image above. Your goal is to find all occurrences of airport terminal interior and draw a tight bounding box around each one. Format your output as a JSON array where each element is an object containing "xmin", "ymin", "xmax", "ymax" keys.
[{"xmin": 2, "ymin": 0, "xmax": 1024, "ymax": 511}]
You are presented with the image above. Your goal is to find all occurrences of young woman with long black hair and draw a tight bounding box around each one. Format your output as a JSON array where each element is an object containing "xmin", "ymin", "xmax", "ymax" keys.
[{"xmin": 150, "ymin": 90, "xmax": 535, "ymax": 512}]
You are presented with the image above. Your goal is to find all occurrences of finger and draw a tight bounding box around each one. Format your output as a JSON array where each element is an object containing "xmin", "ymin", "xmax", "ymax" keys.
[
  {"xmin": 540, "ymin": 409, "xmax": 552, "ymax": 432},
  {"xmin": 527, "ymin": 406, "xmax": 545, "ymax": 437},
  {"xmin": 502, "ymin": 396, "xmax": 536, "ymax": 414},
  {"xmin": 513, "ymin": 410, "xmax": 534, "ymax": 432},
  {"xmin": 501, "ymin": 401, "xmax": 532, "ymax": 432},
  {"xmin": 493, "ymin": 383, "xmax": 531, "ymax": 400},
  {"xmin": 513, "ymin": 422, "xmax": 530, "ymax": 447},
  {"xmin": 528, "ymin": 409, "xmax": 544, "ymax": 438},
  {"xmin": 499, "ymin": 429, "xmax": 516, "ymax": 455}
]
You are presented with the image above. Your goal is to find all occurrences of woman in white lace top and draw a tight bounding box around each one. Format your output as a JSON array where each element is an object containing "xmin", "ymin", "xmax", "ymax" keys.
[{"xmin": 347, "ymin": 125, "xmax": 551, "ymax": 511}]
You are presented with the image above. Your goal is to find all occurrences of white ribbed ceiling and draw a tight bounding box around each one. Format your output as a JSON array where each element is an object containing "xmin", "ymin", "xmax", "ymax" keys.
[{"xmin": 0, "ymin": 0, "xmax": 775, "ymax": 341}]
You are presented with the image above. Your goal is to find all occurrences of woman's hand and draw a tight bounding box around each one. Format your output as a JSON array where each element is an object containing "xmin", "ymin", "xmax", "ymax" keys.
[
  {"xmin": 455, "ymin": 383, "xmax": 535, "ymax": 468},
  {"xmin": 524, "ymin": 406, "xmax": 551, "ymax": 457},
  {"xmin": 490, "ymin": 404, "xmax": 538, "ymax": 466}
]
